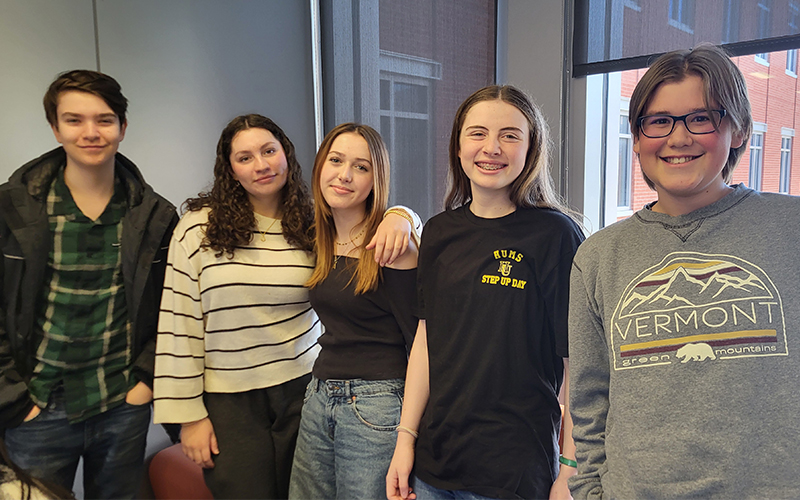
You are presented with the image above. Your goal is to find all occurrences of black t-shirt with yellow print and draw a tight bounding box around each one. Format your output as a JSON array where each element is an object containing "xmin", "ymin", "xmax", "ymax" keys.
[{"xmin": 415, "ymin": 204, "xmax": 583, "ymax": 499}]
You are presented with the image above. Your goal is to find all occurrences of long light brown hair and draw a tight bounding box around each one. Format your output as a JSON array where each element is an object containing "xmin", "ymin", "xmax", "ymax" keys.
[
  {"xmin": 307, "ymin": 123, "xmax": 390, "ymax": 294},
  {"xmin": 446, "ymin": 85, "xmax": 579, "ymax": 224}
]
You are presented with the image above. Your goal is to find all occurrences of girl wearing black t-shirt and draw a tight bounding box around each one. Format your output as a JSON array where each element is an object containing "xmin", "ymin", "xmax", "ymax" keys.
[
  {"xmin": 386, "ymin": 86, "xmax": 584, "ymax": 500},
  {"xmin": 289, "ymin": 123, "xmax": 418, "ymax": 499}
]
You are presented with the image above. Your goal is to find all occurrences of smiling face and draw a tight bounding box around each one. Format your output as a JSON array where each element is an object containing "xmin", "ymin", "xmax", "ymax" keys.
[
  {"xmin": 319, "ymin": 132, "xmax": 375, "ymax": 215},
  {"xmin": 634, "ymin": 75, "xmax": 743, "ymax": 216},
  {"xmin": 458, "ymin": 99, "xmax": 529, "ymax": 205},
  {"xmin": 51, "ymin": 90, "xmax": 126, "ymax": 172},
  {"xmin": 229, "ymin": 127, "xmax": 289, "ymax": 216}
]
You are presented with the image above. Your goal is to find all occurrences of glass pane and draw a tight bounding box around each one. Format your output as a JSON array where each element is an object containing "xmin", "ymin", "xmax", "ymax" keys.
[
  {"xmin": 393, "ymin": 118, "xmax": 429, "ymax": 213},
  {"xmin": 575, "ymin": 0, "xmax": 800, "ymax": 75},
  {"xmin": 618, "ymin": 138, "xmax": 631, "ymax": 207},
  {"xmin": 393, "ymin": 82, "xmax": 428, "ymax": 114},
  {"xmin": 381, "ymin": 116, "xmax": 392, "ymax": 151},
  {"xmin": 619, "ymin": 114, "xmax": 630, "ymax": 134},
  {"xmin": 380, "ymin": 79, "xmax": 390, "ymax": 111}
]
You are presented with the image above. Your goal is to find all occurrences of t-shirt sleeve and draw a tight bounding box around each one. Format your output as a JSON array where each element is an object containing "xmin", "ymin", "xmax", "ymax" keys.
[
  {"xmin": 541, "ymin": 219, "xmax": 584, "ymax": 358},
  {"xmin": 416, "ymin": 221, "xmax": 436, "ymax": 320},
  {"xmin": 567, "ymin": 259, "xmax": 609, "ymax": 499},
  {"xmin": 383, "ymin": 268, "xmax": 419, "ymax": 350}
]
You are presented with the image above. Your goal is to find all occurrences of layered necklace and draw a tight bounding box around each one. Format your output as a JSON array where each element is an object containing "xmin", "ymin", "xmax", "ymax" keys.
[{"xmin": 333, "ymin": 223, "xmax": 366, "ymax": 269}]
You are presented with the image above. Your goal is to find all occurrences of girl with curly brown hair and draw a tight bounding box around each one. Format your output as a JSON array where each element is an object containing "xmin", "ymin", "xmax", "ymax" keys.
[{"xmin": 152, "ymin": 114, "xmax": 416, "ymax": 499}]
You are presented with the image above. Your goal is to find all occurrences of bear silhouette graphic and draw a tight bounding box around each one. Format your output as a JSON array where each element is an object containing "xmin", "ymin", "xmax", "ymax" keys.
[{"xmin": 676, "ymin": 342, "xmax": 716, "ymax": 363}]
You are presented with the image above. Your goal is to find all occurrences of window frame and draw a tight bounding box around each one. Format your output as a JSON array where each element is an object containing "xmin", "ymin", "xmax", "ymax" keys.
[
  {"xmin": 617, "ymin": 102, "xmax": 633, "ymax": 212},
  {"xmin": 787, "ymin": 49, "xmax": 798, "ymax": 76},
  {"xmin": 749, "ymin": 129, "xmax": 765, "ymax": 191},
  {"xmin": 668, "ymin": 0, "xmax": 695, "ymax": 34},
  {"xmin": 780, "ymin": 132, "xmax": 793, "ymax": 194}
]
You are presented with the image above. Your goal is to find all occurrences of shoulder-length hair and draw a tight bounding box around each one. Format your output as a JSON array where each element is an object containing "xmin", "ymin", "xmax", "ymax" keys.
[
  {"xmin": 184, "ymin": 114, "xmax": 314, "ymax": 256},
  {"xmin": 445, "ymin": 85, "xmax": 578, "ymax": 222},
  {"xmin": 629, "ymin": 43, "xmax": 752, "ymax": 187},
  {"xmin": 306, "ymin": 123, "xmax": 390, "ymax": 294}
]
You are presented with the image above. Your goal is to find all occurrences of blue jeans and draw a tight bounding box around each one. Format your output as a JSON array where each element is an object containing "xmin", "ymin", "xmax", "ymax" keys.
[
  {"xmin": 288, "ymin": 377, "xmax": 404, "ymax": 499},
  {"xmin": 5, "ymin": 388, "xmax": 150, "ymax": 499},
  {"xmin": 411, "ymin": 476, "xmax": 495, "ymax": 500}
]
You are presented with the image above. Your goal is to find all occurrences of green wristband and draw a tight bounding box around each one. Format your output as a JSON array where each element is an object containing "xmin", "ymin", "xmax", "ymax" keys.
[{"xmin": 559, "ymin": 455, "xmax": 577, "ymax": 468}]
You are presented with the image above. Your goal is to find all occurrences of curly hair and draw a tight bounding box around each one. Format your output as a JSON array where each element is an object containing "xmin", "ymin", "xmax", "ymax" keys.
[{"xmin": 184, "ymin": 114, "xmax": 314, "ymax": 256}]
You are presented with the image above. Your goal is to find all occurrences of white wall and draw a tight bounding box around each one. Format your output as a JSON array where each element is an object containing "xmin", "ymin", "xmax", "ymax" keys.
[
  {"xmin": 0, "ymin": 0, "xmax": 96, "ymax": 171},
  {"xmin": 0, "ymin": 0, "xmax": 317, "ymax": 208}
]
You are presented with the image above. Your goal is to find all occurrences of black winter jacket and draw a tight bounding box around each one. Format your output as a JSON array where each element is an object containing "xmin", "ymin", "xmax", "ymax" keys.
[{"xmin": 0, "ymin": 148, "xmax": 178, "ymax": 429}]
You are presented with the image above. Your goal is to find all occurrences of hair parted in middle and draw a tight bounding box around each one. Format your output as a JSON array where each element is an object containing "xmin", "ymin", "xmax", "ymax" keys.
[
  {"xmin": 306, "ymin": 123, "xmax": 390, "ymax": 294},
  {"xmin": 184, "ymin": 114, "xmax": 314, "ymax": 257},
  {"xmin": 446, "ymin": 84, "xmax": 578, "ymax": 222},
  {"xmin": 629, "ymin": 43, "xmax": 753, "ymax": 188}
]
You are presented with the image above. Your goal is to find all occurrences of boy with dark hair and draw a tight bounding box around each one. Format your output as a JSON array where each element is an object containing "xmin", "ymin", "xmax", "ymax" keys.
[
  {"xmin": 0, "ymin": 69, "xmax": 178, "ymax": 499},
  {"xmin": 569, "ymin": 44, "xmax": 800, "ymax": 498}
]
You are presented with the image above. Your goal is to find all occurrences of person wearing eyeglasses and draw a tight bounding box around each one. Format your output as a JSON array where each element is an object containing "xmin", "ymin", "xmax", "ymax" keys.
[{"xmin": 568, "ymin": 44, "xmax": 800, "ymax": 499}]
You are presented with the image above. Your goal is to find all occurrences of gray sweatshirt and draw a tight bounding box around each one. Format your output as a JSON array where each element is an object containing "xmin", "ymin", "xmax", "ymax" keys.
[{"xmin": 568, "ymin": 185, "xmax": 800, "ymax": 499}]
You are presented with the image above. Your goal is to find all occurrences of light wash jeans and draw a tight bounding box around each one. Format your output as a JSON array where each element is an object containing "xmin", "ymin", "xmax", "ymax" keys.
[
  {"xmin": 411, "ymin": 476, "xmax": 496, "ymax": 500},
  {"xmin": 288, "ymin": 376, "xmax": 404, "ymax": 499},
  {"xmin": 5, "ymin": 387, "xmax": 150, "ymax": 499}
]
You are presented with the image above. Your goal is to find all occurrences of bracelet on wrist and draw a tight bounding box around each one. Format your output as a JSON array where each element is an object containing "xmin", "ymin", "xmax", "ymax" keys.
[
  {"xmin": 559, "ymin": 455, "xmax": 577, "ymax": 468},
  {"xmin": 384, "ymin": 208, "xmax": 414, "ymax": 227},
  {"xmin": 397, "ymin": 425, "xmax": 419, "ymax": 439}
]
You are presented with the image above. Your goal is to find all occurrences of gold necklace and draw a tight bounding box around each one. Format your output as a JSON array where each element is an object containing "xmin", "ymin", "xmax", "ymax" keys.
[
  {"xmin": 259, "ymin": 217, "xmax": 280, "ymax": 242},
  {"xmin": 335, "ymin": 224, "xmax": 365, "ymax": 247}
]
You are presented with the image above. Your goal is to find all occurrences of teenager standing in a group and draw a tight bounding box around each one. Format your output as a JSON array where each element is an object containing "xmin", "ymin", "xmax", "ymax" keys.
[{"xmin": 387, "ymin": 85, "xmax": 583, "ymax": 500}]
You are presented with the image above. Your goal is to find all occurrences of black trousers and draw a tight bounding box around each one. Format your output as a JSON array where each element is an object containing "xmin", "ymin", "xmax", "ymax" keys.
[{"xmin": 202, "ymin": 373, "xmax": 310, "ymax": 499}]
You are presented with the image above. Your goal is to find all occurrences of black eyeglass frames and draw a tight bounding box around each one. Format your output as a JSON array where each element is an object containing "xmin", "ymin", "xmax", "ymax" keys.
[{"xmin": 637, "ymin": 109, "xmax": 727, "ymax": 138}]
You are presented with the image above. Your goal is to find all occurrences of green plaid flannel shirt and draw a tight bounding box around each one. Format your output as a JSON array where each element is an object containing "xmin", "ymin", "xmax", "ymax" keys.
[{"xmin": 28, "ymin": 168, "xmax": 133, "ymax": 423}]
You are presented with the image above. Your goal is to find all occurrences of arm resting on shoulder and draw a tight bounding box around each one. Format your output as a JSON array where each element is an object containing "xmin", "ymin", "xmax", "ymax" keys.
[{"xmin": 368, "ymin": 206, "xmax": 422, "ymax": 267}]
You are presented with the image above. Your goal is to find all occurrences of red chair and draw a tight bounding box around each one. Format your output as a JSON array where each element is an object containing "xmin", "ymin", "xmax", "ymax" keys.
[{"xmin": 149, "ymin": 443, "xmax": 213, "ymax": 500}]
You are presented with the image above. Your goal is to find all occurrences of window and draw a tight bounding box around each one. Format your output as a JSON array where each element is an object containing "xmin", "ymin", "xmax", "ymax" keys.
[
  {"xmin": 623, "ymin": 0, "xmax": 641, "ymax": 11},
  {"xmin": 755, "ymin": 1, "xmax": 772, "ymax": 63},
  {"xmin": 780, "ymin": 135, "xmax": 792, "ymax": 193},
  {"xmin": 791, "ymin": 1, "xmax": 800, "ymax": 34},
  {"xmin": 618, "ymin": 110, "xmax": 633, "ymax": 210},
  {"xmin": 379, "ymin": 68, "xmax": 435, "ymax": 213},
  {"xmin": 749, "ymin": 131, "xmax": 764, "ymax": 191},
  {"xmin": 321, "ymin": 0, "xmax": 496, "ymax": 222},
  {"xmin": 669, "ymin": 0, "xmax": 695, "ymax": 33},
  {"xmin": 787, "ymin": 49, "xmax": 797, "ymax": 76},
  {"xmin": 758, "ymin": 0, "xmax": 771, "ymax": 36},
  {"xmin": 722, "ymin": 0, "xmax": 740, "ymax": 44}
]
